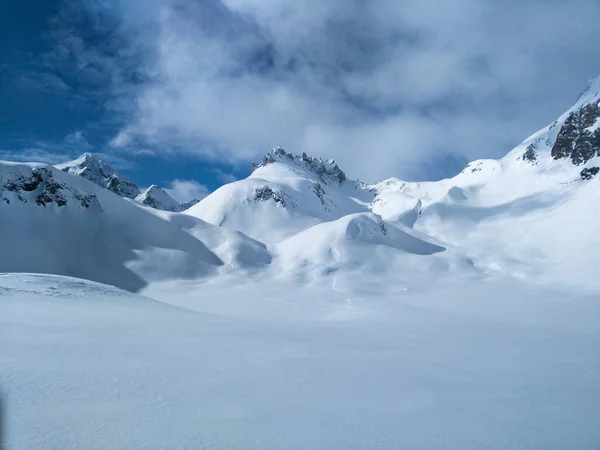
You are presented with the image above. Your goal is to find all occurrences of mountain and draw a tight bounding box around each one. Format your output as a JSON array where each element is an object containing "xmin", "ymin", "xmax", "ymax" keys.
[
  {"xmin": 0, "ymin": 161, "xmax": 270, "ymax": 291},
  {"xmin": 56, "ymin": 153, "xmax": 201, "ymax": 212},
  {"xmin": 363, "ymin": 75, "xmax": 600, "ymax": 290},
  {"xmin": 187, "ymin": 147, "xmax": 374, "ymax": 243},
  {"xmin": 135, "ymin": 184, "xmax": 201, "ymax": 212},
  {"xmin": 185, "ymin": 75, "xmax": 600, "ymax": 290},
  {"xmin": 56, "ymin": 152, "xmax": 141, "ymax": 199},
  {"xmin": 3, "ymin": 75, "xmax": 600, "ymax": 292},
  {"xmin": 3, "ymin": 76, "xmax": 600, "ymax": 450}
]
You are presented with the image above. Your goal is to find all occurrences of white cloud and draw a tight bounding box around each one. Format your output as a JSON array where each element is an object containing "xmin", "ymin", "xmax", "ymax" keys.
[
  {"xmin": 165, "ymin": 179, "xmax": 210, "ymax": 202},
  {"xmin": 76, "ymin": 0, "xmax": 600, "ymax": 181},
  {"xmin": 109, "ymin": 130, "xmax": 133, "ymax": 148},
  {"xmin": 212, "ymin": 169, "xmax": 237, "ymax": 184}
]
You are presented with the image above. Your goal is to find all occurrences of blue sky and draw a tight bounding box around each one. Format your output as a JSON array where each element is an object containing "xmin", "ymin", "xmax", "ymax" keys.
[{"xmin": 2, "ymin": 0, "xmax": 600, "ymax": 200}]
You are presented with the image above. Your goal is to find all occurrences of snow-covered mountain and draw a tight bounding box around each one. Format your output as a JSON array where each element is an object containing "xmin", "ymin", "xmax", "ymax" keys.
[
  {"xmin": 3, "ymin": 75, "xmax": 600, "ymax": 292},
  {"xmin": 3, "ymin": 74, "xmax": 600, "ymax": 450},
  {"xmin": 57, "ymin": 152, "xmax": 141, "ymax": 199},
  {"xmin": 0, "ymin": 162, "xmax": 269, "ymax": 290},
  {"xmin": 56, "ymin": 153, "xmax": 201, "ymax": 212},
  {"xmin": 135, "ymin": 184, "xmax": 200, "ymax": 212},
  {"xmin": 187, "ymin": 147, "xmax": 374, "ymax": 243}
]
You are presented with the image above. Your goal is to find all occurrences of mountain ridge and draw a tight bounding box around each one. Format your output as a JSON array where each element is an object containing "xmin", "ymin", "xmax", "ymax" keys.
[{"xmin": 3, "ymin": 74, "xmax": 600, "ymax": 292}]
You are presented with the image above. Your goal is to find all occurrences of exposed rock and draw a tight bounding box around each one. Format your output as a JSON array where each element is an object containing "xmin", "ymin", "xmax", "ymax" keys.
[
  {"xmin": 581, "ymin": 167, "xmax": 599, "ymax": 180},
  {"xmin": 179, "ymin": 198, "xmax": 200, "ymax": 211},
  {"xmin": 252, "ymin": 186, "xmax": 286, "ymax": 207},
  {"xmin": 107, "ymin": 175, "xmax": 140, "ymax": 199},
  {"xmin": 522, "ymin": 143, "xmax": 538, "ymax": 164},
  {"xmin": 255, "ymin": 147, "xmax": 347, "ymax": 185},
  {"xmin": 1, "ymin": 167, "xmax": 99, "ymax": 209},
  {"xmin": 551, "ymin": 101, "xmax": 600, "ymax": 165}
]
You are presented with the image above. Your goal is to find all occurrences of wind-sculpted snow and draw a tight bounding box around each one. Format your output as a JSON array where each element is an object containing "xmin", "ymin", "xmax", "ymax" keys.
[{"xmin": 276, "ymin": 213, "xmax": 445, "ymax": 275}]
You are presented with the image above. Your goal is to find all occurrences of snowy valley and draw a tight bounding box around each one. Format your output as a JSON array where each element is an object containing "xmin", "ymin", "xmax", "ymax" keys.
[{"xmin": 2, "ymin": 76, "xmax": 600, "ymax": 449}]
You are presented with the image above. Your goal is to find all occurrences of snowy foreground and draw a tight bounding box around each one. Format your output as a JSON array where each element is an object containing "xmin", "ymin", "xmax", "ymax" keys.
[{"xmin": 2, "ymin": 272, "xmax": 599, "ymax": 449}]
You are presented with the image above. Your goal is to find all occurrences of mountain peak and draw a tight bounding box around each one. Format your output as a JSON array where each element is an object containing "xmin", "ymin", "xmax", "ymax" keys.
[
  {"xmin": 253, "ymin": 147, "xmax": 347, "ymax": 185},
  {"xmin": 136, "ymin": 184, "xmax": 200, "ymax": 212},
  {"xmin": 57, "ymin": 153, "xmax": 141, "ymax": 199}
]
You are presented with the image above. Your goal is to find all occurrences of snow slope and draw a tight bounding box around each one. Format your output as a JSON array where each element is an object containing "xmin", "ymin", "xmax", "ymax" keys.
[
  {"xmin": 275, "ymin": 212, "xmax": 447, "ymax": 277},
  {"xmin": 2, "ymin": 273, "xmax": 599, "ymax": 450},
  {"xmin": 360, "ymin": 76, "xmax": 600, "ymax": 290},
  {"xmin": 0, "ymin": 162, "xmax": 269, "ymax": 290}
]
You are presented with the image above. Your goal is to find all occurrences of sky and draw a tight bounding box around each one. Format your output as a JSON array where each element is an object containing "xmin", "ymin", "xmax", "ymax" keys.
[{"xmin": 2, "ymin": 0, "xmax": 600, "ymax": 200}]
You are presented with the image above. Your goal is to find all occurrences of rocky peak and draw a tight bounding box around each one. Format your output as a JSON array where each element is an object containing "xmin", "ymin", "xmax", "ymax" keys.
[
  {"xmin": 56, "ymin": 153, "xmax": 141, "ymax": 199},
  {"xmin": 253, "ymin": 146, "xmax": 347, "ymax": 185},
  {"xmin": 135, "ymin": 185, "xmax": 180, "ymax": 212},
  {"xmin": 135, "ymin": 185, "xmax": 200, "ymax": 212},
  {"xmin": 1, "ymin": 165, "xmax": 100, "ymax": 209}
]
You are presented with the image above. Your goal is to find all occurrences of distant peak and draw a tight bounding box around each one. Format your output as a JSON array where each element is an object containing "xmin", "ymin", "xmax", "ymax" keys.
[
  {"xmin": 252, "ymin": 147, "xmax": 347, "ymax": 185},
  {"xmin": 57, "ymin": 153, "xmax": 141, "ymax": 199}
]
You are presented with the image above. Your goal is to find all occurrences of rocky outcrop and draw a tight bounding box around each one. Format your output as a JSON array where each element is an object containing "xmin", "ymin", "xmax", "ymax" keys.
[
  {"xmin": 581, "ymin": 167, "xmax": 599, "ymax": 180},
  {"xmin": 551, "ymin": 101, "xmax": 600, "ymax": 165},
  {"xmin": 252, "ymin": 186, "xmax": 286, "ymax": 207},
  {"xmin": 522, "ymin": 143, "xmax": 538, "ymax": 165},
  {"xmin": 1, "ymin": 167, "xmax": 99, "ymax": 209}
]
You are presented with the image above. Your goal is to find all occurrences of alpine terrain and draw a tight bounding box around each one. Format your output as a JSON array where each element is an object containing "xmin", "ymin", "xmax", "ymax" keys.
[{"xmin": 2, "ymin": 76, "xmax": 600, "ymax": 449}]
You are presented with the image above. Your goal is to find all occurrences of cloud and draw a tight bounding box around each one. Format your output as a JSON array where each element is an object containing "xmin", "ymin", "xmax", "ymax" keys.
[
  {"xmin": 165, "ymin": 179, "xmax": 210, "ymax": 202},
  {"xmin": 212, "ymin": 168, "xmax": 237, "ymax": 184},
  {"xmin": 0, "ymin": 131, "xmax": 94, "ymax": 163},
  {"xmin": 14, "ymin": 72, "xmax": 70, "ymax": 92},
  {"xmin": 0, "ymin": 148, "xmax": 73, "ymax": 165},
  {"xmin": 71, "ymin": 0, "xmax": 600, "ymax": 181},
  {"xmin": 109, "ymin": 130, "xmax": 133, "ymax": 148}
]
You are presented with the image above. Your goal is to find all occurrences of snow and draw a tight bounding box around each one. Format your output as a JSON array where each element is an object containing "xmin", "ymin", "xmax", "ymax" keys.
[
  {"xmin": 2, "ymin": 273, "xmax": 599, "ymax": 449},
  {"xmin": 0, "ymin": 162, "xmax": 268, "ymax": 290},
  {"xmin": 3, "ymin": 76, "xmax": 600, "ymax": 449}
]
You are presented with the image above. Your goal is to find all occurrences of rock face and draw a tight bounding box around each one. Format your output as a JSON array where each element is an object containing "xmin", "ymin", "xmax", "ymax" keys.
[
  {"xmin": 178, "ymin": 199, "xmax": 200, "ymax": 211},
  {"xmin": 255, "ymin": 146, "xmax": 347, "ymax": 185},
  {"xmin": 581, "ymin": 167, "xmax": 599, "ymax": 180},
  {"xmin": 56, "ymin": 153, "xmax": 141, "ymax": 199},
  {"xmin": 251, "ymin": 186, "xmax": 287, "ymax": 207},
  {"xmin": 1, "ymin": 166, "xmax": 100, "ymax": 209},
  {"xmin": 136, "ymin": 185, "xmax": 182, "ymax": 212},
  {"xmin": 522, "ymin": 143, "xmax": 538, "ymax": 164},
  {"xmin": 551, "ymin": 100, "xmax": 600, "ymax": 165}
]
